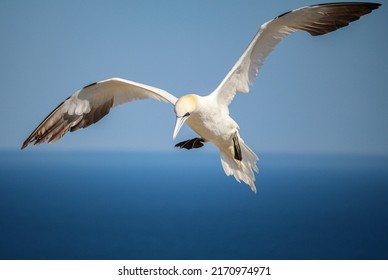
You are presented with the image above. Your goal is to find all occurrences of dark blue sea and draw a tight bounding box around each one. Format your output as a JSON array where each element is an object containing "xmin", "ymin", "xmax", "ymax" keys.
[{"xmin": 0, "ymin": 150, "xmax": 387, "ymax": 260}]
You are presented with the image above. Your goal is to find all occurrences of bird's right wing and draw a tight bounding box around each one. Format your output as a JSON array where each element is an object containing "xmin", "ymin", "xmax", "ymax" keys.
[
  {"xmin": 211, "ymin": 2, "xmax": 381, "ymax": 107},
  {"xmin": 22, "ymin": 78, "xmax": 177, "ymax": 149}
]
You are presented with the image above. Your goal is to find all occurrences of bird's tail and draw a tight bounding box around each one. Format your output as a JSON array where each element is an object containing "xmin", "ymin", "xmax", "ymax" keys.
[{"xmin": 219, "ymin": 135, "xmax": 259, "ymax": 192}]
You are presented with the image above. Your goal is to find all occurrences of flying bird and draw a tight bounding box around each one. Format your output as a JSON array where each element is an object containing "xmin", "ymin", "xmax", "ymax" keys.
[{"xmin": 22, "ymin": 2, "xmax": 381, "ymax": 192}]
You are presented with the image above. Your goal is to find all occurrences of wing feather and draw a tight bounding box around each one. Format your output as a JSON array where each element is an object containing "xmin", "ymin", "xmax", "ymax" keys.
[
  {"xmin": 22, "ymin": 78, "xmax": 177, "ymax": 149},
  {"xmin": 211, "ymin": 2, "xmax": 381, "ymax": 107}
]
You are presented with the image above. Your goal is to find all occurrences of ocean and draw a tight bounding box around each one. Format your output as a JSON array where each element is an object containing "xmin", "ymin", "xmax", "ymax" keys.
[{"xmin": 0, "ymin": 150, "xmax": 387, "ymax": 260}]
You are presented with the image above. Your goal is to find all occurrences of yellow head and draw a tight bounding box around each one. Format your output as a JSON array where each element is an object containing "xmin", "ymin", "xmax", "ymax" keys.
[
  {"xmin": 174, "ymin": 94, "xmax": 198, "ymax": 117},
  {"xmin": 172, "ymin": 94, "xmax": 198, "ymax": 141}
]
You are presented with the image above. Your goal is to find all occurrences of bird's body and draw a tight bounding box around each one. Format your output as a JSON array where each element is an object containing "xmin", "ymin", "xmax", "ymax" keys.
[
  {"xmin": 22, "ymin": 2, "xmax": 381, "ymax": 192},
  {"xmin": 176, "ymin": 94, "xmax": 259, "ymax": 191},
  {"xmin": 185, "ymin": 95, "xmax": 235, "ymax": 145}
]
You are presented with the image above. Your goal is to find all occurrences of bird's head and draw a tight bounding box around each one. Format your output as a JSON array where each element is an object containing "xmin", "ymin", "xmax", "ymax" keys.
[{"xmin": 173, "ymin": 94, "xmax": 198, "ymax": 141}]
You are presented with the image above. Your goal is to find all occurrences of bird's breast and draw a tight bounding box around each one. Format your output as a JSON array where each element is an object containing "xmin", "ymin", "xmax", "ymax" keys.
[{"xmin": 186, "ymin": 109, "xmax": 238, "ymax": 144}]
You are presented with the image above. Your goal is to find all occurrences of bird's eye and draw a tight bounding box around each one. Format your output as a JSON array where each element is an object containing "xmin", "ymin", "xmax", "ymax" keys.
[{"xmin": 183, "ymin": 112, "xmax": 190, "ymax": 117}]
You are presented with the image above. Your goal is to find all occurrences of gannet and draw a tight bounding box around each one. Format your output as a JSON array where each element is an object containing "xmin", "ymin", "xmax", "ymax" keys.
[{"xmin": 22, "ymin": 2, "xmax": 381, "ymax": 192}]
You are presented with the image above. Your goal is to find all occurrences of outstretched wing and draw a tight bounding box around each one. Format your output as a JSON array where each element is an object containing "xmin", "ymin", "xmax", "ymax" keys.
[
  {"xmin": 22, "ymin": 78, "xmax": 177, "ymax": 149},
  {"xmin": 211, "ymin": 2, "xmax": 381, "ymax": 107}
]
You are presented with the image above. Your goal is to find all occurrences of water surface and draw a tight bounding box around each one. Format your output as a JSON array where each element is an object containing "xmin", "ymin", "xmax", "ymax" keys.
[{"xmin": 0, "ymin": 151, "xmax": 387, "ymax": 259}]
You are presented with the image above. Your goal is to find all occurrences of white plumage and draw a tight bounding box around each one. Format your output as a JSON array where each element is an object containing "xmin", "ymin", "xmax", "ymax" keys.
[{"xmin": 22, "ymin": 2, "xmax": 380, "ymax": 192}]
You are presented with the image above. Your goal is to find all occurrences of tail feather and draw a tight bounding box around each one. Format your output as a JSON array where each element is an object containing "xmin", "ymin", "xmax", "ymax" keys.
[{"xmin": 220, "ymin": 137, "xmax": 259, "ymax": 192}]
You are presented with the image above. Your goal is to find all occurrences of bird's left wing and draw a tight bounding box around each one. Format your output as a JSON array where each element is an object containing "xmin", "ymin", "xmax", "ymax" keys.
[
  {"xmin": 21, "ymin": 78, "xmax": 177, "ymax": 149},
  {"xmin": 211, "ymin": 2, "xmax": 381, "ymax": 107}
]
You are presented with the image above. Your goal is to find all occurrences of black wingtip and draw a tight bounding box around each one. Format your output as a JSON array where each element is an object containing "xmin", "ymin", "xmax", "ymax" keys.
[
  {"xmin": 83, "ymin": 82, "xmax": 97, "ymax": 89},
  {"xmin": 21, "ymin": 139, "xmax": 30, "ymax": 150},
  {"xmin": 311, "ymin": 2, "xmax": 382, "ymax": 12},
  {"xmin": 276, "ymin": 2, "xmax": 381, "ymax": 20}
]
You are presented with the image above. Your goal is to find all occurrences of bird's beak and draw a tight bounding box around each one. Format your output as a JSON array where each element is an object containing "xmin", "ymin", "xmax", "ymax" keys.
[{"xmin": 172, "ymin": 115, "xmax": 189, "ymax": 141}]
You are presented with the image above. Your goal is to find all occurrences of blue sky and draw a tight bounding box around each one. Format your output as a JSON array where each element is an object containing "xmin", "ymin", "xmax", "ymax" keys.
[{"xmin": 1, "ymin": 0, "xmax": 387, "ymax": 155}]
